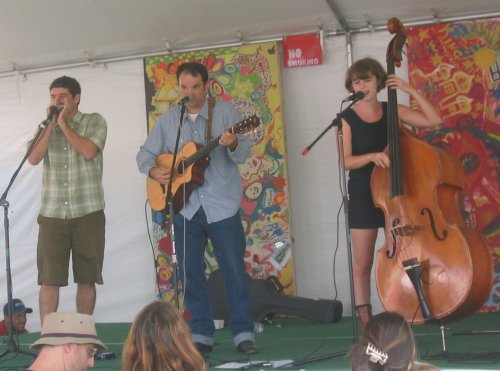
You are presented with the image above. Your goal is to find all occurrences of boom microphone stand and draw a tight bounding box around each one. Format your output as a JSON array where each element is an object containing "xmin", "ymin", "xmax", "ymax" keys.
[
  {"xmin": 295, "ymin": 96, "xmax": 362, "ymax": 366},
  {"xmin": 0, "ymin": 118, "xmax": 49, "ymax": 359}
]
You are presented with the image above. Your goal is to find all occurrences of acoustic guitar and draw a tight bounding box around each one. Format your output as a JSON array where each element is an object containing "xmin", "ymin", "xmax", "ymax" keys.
[{"xmin": 147, "ymin": 115, "xmax": 260, "ymax": 212}]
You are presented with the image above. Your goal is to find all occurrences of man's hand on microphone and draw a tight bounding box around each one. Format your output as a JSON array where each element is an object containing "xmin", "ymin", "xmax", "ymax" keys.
[
  {"xmin": 57, "ymin": 96, "xmax": 77, "ymax": 128},
  {"xmin": 44, "ymin": 105, "xmax": 59, "ymax": 126}
]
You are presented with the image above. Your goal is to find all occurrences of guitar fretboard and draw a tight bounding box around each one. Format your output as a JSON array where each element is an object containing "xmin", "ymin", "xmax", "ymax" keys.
[{"xmin": 176, "ymin": 115, "xmax": 258, "ymax": 173}]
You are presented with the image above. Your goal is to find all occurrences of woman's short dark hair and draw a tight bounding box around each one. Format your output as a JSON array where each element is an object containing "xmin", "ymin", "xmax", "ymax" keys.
[
  {"xmin": 345, "ymin": 57, "xmax": 387, "ymax": 93},
  {"xmin": 49, "ymin": 76, "xmax": 81, "ymax": 96},
  {"xmin": 176, "ymin": 62, "xmax": 209, "ymax": 84}
]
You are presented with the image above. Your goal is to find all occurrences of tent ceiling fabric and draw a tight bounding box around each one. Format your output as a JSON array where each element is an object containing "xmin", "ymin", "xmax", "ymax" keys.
[{"xmin": 1, "ymin": 0, "xmax": 499, "ymax": 74}]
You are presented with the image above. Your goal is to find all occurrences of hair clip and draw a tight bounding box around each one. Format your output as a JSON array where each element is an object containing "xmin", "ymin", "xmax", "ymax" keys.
[{"xmin": 366, "ymin": 343, "xmax": 388, "ymax": 365}]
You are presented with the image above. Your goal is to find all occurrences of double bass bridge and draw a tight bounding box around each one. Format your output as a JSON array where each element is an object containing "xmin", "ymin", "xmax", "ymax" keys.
[
  {"xmin": 390, "ymin": 223, "xmax": 421, "ymax": 236},
  {"xmin": 387, "ymin": 217, "xmax": 421, "ymax": 258}
]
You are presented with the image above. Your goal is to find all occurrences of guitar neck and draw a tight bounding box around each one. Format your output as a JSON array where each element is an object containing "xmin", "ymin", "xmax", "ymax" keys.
[{"xmin": 181, "ymin": 115, "xmax": 258, "ymax": 168}]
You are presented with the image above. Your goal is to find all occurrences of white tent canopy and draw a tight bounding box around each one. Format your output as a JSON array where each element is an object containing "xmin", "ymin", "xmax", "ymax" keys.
[{"xmin": 1, "ymin": 0, "xmax": 499, "ymax": 75}]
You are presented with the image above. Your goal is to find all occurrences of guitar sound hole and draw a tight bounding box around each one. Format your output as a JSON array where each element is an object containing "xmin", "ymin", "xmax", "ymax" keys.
[{"xmin": 176, "ymin": 160, "xmax": 186, "ymax": 175}]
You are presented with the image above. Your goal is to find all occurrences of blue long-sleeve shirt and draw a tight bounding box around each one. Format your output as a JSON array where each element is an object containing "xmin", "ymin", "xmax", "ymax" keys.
[{"xmin": 136, "ymin": 99, "xmax": 250, "ymax": 223}]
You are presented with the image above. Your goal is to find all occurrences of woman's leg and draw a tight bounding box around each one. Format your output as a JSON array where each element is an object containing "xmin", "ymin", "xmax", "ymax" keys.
[{"xmin": 351, "ymin": 228, "xmax": 378, "ymax": 326}]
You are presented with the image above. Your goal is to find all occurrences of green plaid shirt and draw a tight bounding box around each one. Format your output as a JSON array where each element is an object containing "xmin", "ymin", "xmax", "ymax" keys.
[{"xmin": 39, "ymin": 111, "xmax": 107, "ymax": 219}]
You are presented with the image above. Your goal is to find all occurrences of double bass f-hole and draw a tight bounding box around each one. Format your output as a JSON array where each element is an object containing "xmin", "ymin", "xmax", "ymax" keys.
[{"xmin": 420, "ymin": 207, "xmax": 448, "ymax": 241}]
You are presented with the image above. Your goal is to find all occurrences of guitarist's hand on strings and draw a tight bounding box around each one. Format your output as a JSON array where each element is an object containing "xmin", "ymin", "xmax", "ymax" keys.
[
  {"xmin": 149, "ymin": 166, "xmax": 172, "ymax": 184},
  {"xmin": 219, "ymin": 128, "xmax": 238, "ymax": 152}
]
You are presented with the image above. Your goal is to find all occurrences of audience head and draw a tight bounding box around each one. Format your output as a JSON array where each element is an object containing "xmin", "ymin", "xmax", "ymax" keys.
[
  {"xmin": 348, "ymin": 311, "xmax": 417, "ymax": 371},
  {"xmin": 122, "ymin": 300, "xmax": 205, "ymax": 371},
  {"xmin": 30, "ymin": 312, "xmax": 106, "ymax": 371},
  {"xmin": 3, "ymin": 298, "xmax": 33, "ymax": 334}
]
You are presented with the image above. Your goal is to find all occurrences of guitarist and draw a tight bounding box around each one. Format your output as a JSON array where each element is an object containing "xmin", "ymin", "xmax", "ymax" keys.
[{"xmin": 136, "ymin": 62, "xmax": 257, "ymax": 355}]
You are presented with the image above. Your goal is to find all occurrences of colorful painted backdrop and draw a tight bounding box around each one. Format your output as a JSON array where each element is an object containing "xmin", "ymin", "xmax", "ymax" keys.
[
  {"xmin": 406, "ymin": 19, "xmax": 499, "ymax": 310},
  {"xmin": 143, "ymin": 42, "xmax": 296, "ymax": 303}
]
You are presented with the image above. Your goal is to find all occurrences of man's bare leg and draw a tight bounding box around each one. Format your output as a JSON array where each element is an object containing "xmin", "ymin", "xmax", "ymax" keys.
[
  {"xmin": 76, "ymin": 283, "xmax": 96, "ymax": 314},
  {"xmin": 39, "ymin": 284, "xmax": 59, "ymax": 324}
]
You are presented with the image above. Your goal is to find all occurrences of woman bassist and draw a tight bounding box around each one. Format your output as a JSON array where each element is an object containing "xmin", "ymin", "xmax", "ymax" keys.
[{"xmin": 340, "ymin": 57, "xmax": 441, "ymax": 327}]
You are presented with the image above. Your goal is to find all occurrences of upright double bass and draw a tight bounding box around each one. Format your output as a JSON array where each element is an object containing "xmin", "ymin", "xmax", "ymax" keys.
[{"xmin": 371, "ymin": 18, "xmax": 493, "ymax": 324}]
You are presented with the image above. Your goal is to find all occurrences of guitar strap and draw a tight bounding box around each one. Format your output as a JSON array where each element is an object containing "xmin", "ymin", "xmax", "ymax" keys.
[{"xmin": 206, "ymin": 94, "xmax": 216, "ymax": 158}]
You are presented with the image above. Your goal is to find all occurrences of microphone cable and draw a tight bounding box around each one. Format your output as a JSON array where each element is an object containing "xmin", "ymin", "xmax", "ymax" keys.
[{"xmin": 144, "ymin": 199, "xmax": 162, "ymax": 299}]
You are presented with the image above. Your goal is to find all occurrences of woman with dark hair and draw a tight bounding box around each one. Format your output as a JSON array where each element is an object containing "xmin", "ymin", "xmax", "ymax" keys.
[
  {"xmin": 122, "ymin": 301, "xmax": 206, "ymax": 371},
  {"xmin": 341, "ymin": 57, "xmax": 441, "ymax": 327}
]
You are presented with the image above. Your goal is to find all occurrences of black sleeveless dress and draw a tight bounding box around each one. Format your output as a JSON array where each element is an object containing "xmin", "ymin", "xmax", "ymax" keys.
[{"xmin": 343, "ymin": 102, "xmax": 387, "ymax": 229}]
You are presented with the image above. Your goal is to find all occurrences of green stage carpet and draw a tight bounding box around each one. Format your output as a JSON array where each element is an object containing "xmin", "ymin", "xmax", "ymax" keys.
[{"xmin": 1, "ymin": 312, "xmax": 499, "ymax": 370}]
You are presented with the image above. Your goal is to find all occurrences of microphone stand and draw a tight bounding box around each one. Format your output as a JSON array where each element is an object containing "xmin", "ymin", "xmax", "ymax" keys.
[
  {"xmin": 295, "ymin": 98, "xmax": 359, "ymax": 366},
  {"xmin": 0, "ymin": 120, "xmax": 48, "ymax": 360},
  {"xmin": 161, "ymin": 103, "xmax": 187, "ymax": 310}
]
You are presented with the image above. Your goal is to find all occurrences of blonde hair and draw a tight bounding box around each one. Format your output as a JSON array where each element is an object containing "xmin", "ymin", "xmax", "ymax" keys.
[
  {"xmin": 122, "ymin": 301, "xmax": 205, "ymax": 371},
  {"xmin": 348, "ymin": 311, "xmax": 417, "ymax": 371}
]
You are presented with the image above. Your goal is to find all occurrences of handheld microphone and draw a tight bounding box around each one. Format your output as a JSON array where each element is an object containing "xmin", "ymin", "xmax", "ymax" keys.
[
  {"xmin": 177, "ymin": 96, "xmax": 191, "ymax": 105},
  {"xmin": 342, "ymin": 91, "xmax": 365, "ymax": 102},
  {"xmin": 45, "ymin": 105, "xmax": 63, "ymax": 123}
]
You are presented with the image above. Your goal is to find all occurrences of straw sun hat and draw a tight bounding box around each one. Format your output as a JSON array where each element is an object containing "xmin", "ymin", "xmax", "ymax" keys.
[{"xmin": 30, "ymin": 312, "xmax": 106, "ymax": 350}]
